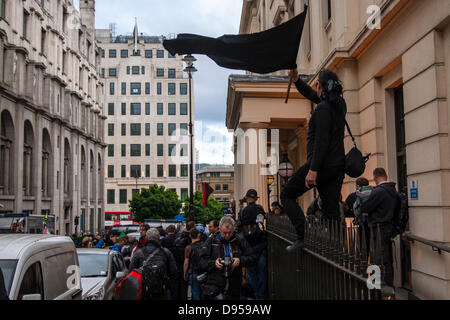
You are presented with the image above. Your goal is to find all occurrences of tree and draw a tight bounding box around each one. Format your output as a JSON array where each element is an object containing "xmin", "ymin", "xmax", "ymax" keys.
[
  {"xmin": 129, "ymin": 184, "xmax": 182, "ymax": 222},
  {"xmin": 182, "ymin": 191, "xmax": 223, "ymax": 225}
]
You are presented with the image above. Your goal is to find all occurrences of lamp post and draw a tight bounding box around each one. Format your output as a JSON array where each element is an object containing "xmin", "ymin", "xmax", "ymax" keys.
[
  {"xmin": 278, "ymin": 153, "xmax": 294, "ymax": 186},
  {"xmin": 182, "ymin": 54, "xmax": 197, "ymax": 222},
  {"xmin": 266, "ymin": 175, "xmax": 274, "ymax": 211}
]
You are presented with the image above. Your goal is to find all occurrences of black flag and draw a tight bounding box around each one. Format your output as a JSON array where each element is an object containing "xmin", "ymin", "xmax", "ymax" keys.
[
  {"xmin": 202, "ymin": 183, "xmax": 214, "ymax": 206},
  {"xmin": 163, "ymin": 5, "xmax": 308, "ymax": 74}
]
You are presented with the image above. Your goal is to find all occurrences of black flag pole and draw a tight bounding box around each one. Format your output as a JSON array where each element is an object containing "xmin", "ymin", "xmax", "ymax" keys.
[{"xmin": 285, "ymin": 76, "xmax": 293, "ymax": 104}]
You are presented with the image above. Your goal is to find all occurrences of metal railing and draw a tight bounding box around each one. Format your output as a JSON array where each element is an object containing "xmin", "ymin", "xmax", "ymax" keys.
[
  {"xmin": 267, "ymin": 214, "xmax": 386, "ymax": 300},
  {"xmin": 404, "ymin": 232, "xmax": 450, "ymax": 254}
]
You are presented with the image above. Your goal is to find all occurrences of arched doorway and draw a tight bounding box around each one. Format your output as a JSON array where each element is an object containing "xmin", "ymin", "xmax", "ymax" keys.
[
  {"xmin": 0, "ymin": 110, "xmax": 15, "ymax": 195},
  {"xmin": 41, "ymin": 128, "xmax": 53, "ymax": 197}
]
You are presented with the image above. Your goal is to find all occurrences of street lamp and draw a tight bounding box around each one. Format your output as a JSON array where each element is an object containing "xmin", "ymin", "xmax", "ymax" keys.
[
  {"xmin": 182, "ymin": 54, "xmax": 197, "ymax": 222},
  {"xmin": 266, "ymin": 175, "xmax": 274, "ymax": 210},
  {"xmin": 278, "ymin": 153, "xmax": 294, "ymax": 185}
]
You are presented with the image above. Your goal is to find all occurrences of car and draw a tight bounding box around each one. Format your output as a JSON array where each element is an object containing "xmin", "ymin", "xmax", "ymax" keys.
[
  {"xmin": 0, "ymin": 234, "xmax": 82, "ymax": 300},
  {"xmin": 77, "ymin": 248, "xmax": 127, "ymax": 300}
]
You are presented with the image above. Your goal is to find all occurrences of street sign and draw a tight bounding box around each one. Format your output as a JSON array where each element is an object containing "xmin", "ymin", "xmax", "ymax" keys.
[{"xmin": 410, "ymin": 180, "xmax": 418, "ymax": 200}]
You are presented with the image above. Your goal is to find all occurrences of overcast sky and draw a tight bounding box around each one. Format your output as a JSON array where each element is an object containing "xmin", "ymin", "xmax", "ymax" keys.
[{"xmin": 75, "ymin": 0, "xmax": 243, "ymax": 165}]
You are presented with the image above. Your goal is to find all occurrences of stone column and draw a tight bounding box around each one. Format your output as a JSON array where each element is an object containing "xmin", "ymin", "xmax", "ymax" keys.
[
  {"xmin": 2, "ymin": 140, "xmax": 11, "ymax": 194},
  {"xmin": 24, "ymin": 147, "xmax": 32, "ymax": 196},
  {"xmin": 42, "ymin": 152, "xmax": 48, "ymax": 197}
]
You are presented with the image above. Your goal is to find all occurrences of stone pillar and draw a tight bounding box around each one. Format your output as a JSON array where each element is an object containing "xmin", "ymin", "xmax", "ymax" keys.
[
  {"xmin": 42, "ymin": 152, "xmax": 48, "ymax": 197},
  {"xmin": 24, "ymin": 147, "xmax": 32, "ymax": 196},
  {"xmin": 401, "ymin": 30, "xmax": 449, "ymax": 299}
]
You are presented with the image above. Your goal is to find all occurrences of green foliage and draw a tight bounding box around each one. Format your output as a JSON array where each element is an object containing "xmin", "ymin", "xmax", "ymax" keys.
[
  {"xmin": 129, "ymin": 184, "xmax": 182, "ymax": 222},
  {"xmin": 182, "ymin": 191, "xmax": 224, "ymax": 225}
]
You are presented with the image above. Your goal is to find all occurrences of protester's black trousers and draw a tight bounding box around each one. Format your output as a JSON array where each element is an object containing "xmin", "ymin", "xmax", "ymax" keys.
[{"xmin": 281, "ymin": 162, "xmax": 344, "ymax": 240}]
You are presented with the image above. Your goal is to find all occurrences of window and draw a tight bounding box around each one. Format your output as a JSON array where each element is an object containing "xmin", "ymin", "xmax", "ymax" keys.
[
  {"xmin": 121, "ymin": 144, "xmax": 126, "ymax": 157},
  {"xmin": 180, "ymin": 83, "xmax": 188, "ymax": 95},
  {"xmin": 101, "ymin": 68, "xmax": 105, "ymax": 78},
  {"xmin": 108, "ymin": 103, "xmax": 114, "ymax": 115},
  {"xmin": 132, "ymin": 189, "xmax": 139, "ymax": 196},
  {"xmin": 109, "ymin": 49, "xmax": 116, "ymax": 58},
  {"xmin": 145, "ymin": 123, "xmax": 150, "ymax": 136},
  {"xmin": 145, "ymin": 165, "xmax": 150, "ymax": 177},
  {"xmin": 157, "ymin": 123, "xmax": 163, "ymax": 136},
  {"xmin": 131, "ymin": 165, "xmax": 141, "ymax": 178},
  {"xmin": 145, "ymin": 50, "xmax": 152, "ymax": 58},
  {"xmin": 121, "ymin": 165, "xmax": 126, "ymax": 177},
  {"xmin": 126, "ymin": 66, "xmax": 130, "ymax": 75},
  {"xmin": 168, "ymin": 69, "xmax": 176, "ymax": 79},
  {"xmin": 109, "ymin": 82, "xmax": 115, "ymax": 95},
  {"xmin": 180, "ymin": 144, "xmax": 188, "ymax": 157},
  {"xmin": 168, "ymin": 52, "xmax": 176, "ymax": 58},
  {"xmin": 132, "ymin": 66, "xmax": 140, "ymax": 75},
  {"xmin": 108, "ymin": 165, "xmax": 114, "ymax": 178},
  {"xmin": 181, "ymin": 164, "xmax": 188, "ymax": 177},
  {"xmin": 130, "ymin": 83, "xmax": 141, "ymax": 95},
  {"xmin": 130, "ymin": 123, "xmax": 141, "ymax": 136},
  {"xmin": 107, "ymin": 190, "xmax": 115, "ymax": 204},
  {"xmin": 17, "ymin": 262, "xmax": 43, "ymax": 300},
  {"xmin": 223, "ymin": 184, "xmax": 229, "ymax": 191},
  {"xmin": 180, "ymin": 123, "xmax": 188, "ymax": 135},
  {"xmin": 145, "ymin": 103, "xmax": 150, "ymax": 115},
  {"xmin": 157, "ymin": 165, "xmax": 164, "ymax": 177},
  {"xmin": 108, "ymin": 144, "xmax": 114, "ymax": 157},
  {"xmin": 121, "ymin": 49, "xmax": 128, "ymax": 58},
  {"xmin": 157, "ymin": 83, "xmax": 162, "ymax": 95},
  {"xmin": 168, "ymin": 144, "xmax": 176, "ymax": 157},
  {"xmin": 157, "ymin": 50, "xmax": 164, "ymax": 58},
  {"xmin": 210, "ymin": 172, "xmax": 220, "ymax": 177},
  {"xmin": 121, "ymin": 103, "xmax": 126, "ymax": 115},
  {"xmin": 132, "ymin": 49, "xmax": 141, "ymax": 56},
  {"xmin": 181, "ymin": 188, "xmax": 188, "ymax": 201},
  {"xmin": 130, "ymin": 144, "xmax": 141, "ymax": 157},
  {"xmin": 119, "ymin": 189, "xmax": 127, "ymax": 204},
  {"xmin": 215, "ymin": 184, "xmax": 221, "ymax": 191},
  {"xmin": 41, "ymin": 28, "xmax": 46, "ymax": 55},
  {"xmin": 101, "ymin": 49, "xmax": 105, "ymax": 58},
  {"xmin": 109, "ymin": 68, "xmax": 117, "ymax": 77},
  {"xmin": 157, "ymin": 103, "xmax": 163, "ymax": 115},
  {"xmin": 23, "ymin": 10, "xmax": 29, "ymax": 39},
  {"xmin": 169, "ymin": 165, "xmax": 176, "ymax": 177},
  {"xmin": 168, "ymin": 83, "xmax": 176, "ymax": 95},
  {"xmin": 121, "ymin": 82, "xmax": 126, "ymax": 95},
  {"xmin": 145, "ymin": 83, "xmax": 150, "ymax": 95},
  {"xmin": 168, "ymin": 103, "xmax": 176, "ymax": 115},
  {"xmin": 180, "ymin": 103, "xmax": 188, "ymax": 115},
  {"xmin": 108, "ymin": 123, "xmax": 114, "ymax": 136},
  {"xmin": 157, "ymin": 69, "xmax": 164, "ymax": 77},
  {"xmin": 121, "ymin": 123, "xmax": 126, "ymax": 136},
  {"xmin": 145, "ymin": 144, "xmax": 150, "ymax": 156},
  {"xmin": 130, "ymin": 103, "xmax": 141, "ymax": 115},
  {"xmin": 157, "ymin": 144, "xmax": 163, "ymax": 156},
  {"xmin": 168, "ymin": 123, "xmax": 176, "ymax": 136},
  {"xmin": 394, "ymin": 86, "xmax": 407, "ymax": 194}
]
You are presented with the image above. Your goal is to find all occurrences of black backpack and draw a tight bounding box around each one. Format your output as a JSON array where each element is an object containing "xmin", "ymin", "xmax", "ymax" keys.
[
  {"xmin": 141, "ymin": 246, "xmax": 168, "ymax": 298},
  {"xmin": 344, "ymin": 119, "xmax": 370, "ymax": 178},
  {"xmin": 240, "ymin": 203, "xmax": 265, "ymax": 243},
  {"xmin": 392, "ymin": 192, "xmax": 409, "ymax": 237},
  {"xmin": 188, "ymin": 242, "xmax": 204, "ymax": 274},
  {"xmin": 173, "ymin": 232, "xmax": 190, "ymax": 267}
]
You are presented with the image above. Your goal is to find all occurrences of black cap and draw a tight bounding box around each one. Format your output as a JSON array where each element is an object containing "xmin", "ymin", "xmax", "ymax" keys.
[{"xmin": 245, "ymin": 189, "xmax": 258, "ymax": 198}]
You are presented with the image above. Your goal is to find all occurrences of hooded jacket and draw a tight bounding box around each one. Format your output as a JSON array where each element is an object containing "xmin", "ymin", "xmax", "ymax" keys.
[
  {"xmin": 294, "ymin": 78, "xmax": 346, "ymax": 171},
  {"xmin": 360, "ymin": 182, "xmax": 397, "ymax": 226}
]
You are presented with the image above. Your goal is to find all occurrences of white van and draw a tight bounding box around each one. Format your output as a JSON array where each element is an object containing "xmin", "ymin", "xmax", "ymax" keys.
[{"xmin": 0, "ymin": 234, "xmax": 82, "ymax": 300}]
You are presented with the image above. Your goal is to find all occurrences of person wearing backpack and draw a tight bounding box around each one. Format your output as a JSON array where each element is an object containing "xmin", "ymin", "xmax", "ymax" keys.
[
  {"xmin": 183, "ymin": 228, "xmax": 204, "ymax": 300},
  {"xmin": 360, "ymin": 168, "xmax": 397, "ymax": 288},
  {"xmin": 351, "ymin": 178, "xmax": 373, "ymax": 252},
  {"xmin": 282, "ymin": 68, "xmax": 347, "ymax": 252},
  {"xmin": 238, "ymin": 189, "xmax": 267, "ymax": 300},
  {"xmin": 172, "ymin": 221, "xmax": 195, "ymax": 300},
  {"xmin": 129, "ymin": 228, "xmax": 177, "ymax": 300}
]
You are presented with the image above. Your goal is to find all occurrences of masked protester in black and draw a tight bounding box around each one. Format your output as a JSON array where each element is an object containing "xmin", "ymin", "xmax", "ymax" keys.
[
  {"xmin": 197, "ymin": 216, "xmax": 256, "ymax": 300},
  {"xmin": 281, "ymin": 69, "xmax": 347, "ymax": 252}
]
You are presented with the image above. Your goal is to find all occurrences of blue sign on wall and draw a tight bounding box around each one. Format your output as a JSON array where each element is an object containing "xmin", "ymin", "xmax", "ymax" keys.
[{"xmin": 410, "ymin": 180, "xmax": 418, "ymax": 200}]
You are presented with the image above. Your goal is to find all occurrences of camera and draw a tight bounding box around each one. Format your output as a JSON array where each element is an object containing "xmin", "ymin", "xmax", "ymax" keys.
[
  {"xmin": 196, "ymin": 272, "xmax": 208, "ymax": 284},
  {"xmin": 220, "ymin": 256, "xmax": 232, "ymax": 278}
]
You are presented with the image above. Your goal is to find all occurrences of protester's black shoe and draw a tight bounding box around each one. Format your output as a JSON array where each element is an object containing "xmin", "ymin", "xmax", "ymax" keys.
[{"xmin": 286, "ymin": 240, "xmax": 304, "ymax": 252}]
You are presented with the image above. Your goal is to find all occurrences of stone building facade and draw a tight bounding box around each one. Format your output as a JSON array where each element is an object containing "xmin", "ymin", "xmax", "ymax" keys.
[
  {"xmin": 0, "ymin": 0, "xmax": 106, "ymax": 235},
  {"xmin": 229, "ymin": 0, "xmax": 450, "ymax": 299},
  {"xmin": 96, "ymin": 28, "xmax": 193, "ymax": 214}
]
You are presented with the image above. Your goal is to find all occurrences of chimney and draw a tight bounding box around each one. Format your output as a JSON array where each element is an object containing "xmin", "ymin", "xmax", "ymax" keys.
[{"xmin": 80, "ymin": 0, "xmax": 95, "ymax": 36}]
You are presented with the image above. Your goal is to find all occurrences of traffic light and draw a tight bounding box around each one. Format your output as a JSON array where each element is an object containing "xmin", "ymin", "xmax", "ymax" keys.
[{"xmin": 74, "ymin": 216, "xmax": 79, "ymax": 226}]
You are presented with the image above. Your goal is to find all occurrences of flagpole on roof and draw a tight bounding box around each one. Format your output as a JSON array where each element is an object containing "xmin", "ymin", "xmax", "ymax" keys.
[{"xmin": 133, "ymin": 17, "xmax": 138, "ymax": 53}]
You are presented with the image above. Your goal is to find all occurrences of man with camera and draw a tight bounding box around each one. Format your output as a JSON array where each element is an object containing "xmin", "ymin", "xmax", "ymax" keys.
[{"xmin": 197, "ymin": 216, "xmax": 256, "ymax": 300}]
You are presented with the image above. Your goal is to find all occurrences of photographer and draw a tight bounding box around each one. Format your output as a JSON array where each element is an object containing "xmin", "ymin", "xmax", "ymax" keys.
[{"xmin": 197, "ymin": 216, "xmax": 256, "ymax": 300}]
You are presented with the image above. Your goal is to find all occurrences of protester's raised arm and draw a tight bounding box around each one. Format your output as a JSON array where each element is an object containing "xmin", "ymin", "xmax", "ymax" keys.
[{"xmin": 289, "ymin": 69, "xmax": 321, "ymax": 105}]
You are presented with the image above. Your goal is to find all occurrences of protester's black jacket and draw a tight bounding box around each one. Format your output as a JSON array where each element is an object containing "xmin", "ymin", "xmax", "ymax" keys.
[
  {"xmin": 360, "ymin": 182, "xmax": 397, "ymax": 227},
  {"xmin": 173, "ymin": 231, "xmax": 192, "ymax": 269},
  {"xmin": 129, "ymin": 240, "xmax": 177, "ymax": 279},
  {"xmin": 344, "ymin": 192, "xmax": 357, "ymax": 218},
  {"xmin": 239, "ymin": 202, "xmax": 267, "ymax": 246},
  {"xmin": 161, "ymin": 233, "xmax": 177, "ymax": 253},
  {"xmin": 198, "ymin": 232, "xmax": 256, "ymax": 297},
  {"xmin": 294, "ymin": 78, "xmax": 346, "ymax": 171}
]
